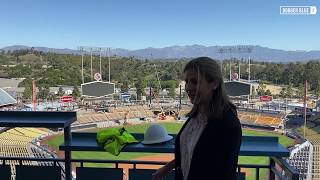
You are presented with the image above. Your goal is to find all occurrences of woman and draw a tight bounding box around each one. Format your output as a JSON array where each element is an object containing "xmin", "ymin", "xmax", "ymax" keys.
[{"xmin": 152, "ymin": 57, "xmax": 242, "ymax": 180}]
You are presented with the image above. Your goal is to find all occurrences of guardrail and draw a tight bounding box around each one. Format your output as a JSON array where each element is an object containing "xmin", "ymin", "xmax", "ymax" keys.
[{"xmin": 0, "ymin": 156, "xmax": 299, "ymax": 180}]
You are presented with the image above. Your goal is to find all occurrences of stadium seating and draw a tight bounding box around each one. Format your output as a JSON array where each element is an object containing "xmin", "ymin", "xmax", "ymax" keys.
[
  {"xmin": 238, "ymin": 111, "xmax": 283, "ymax": 128},
  {"xmin": 76, "ymin": 105, "xmax": 284, "ymax": 131},
  {"xmin": 75, "ymin": 105, "xmax": 156, "ymax": 126},
  {"xmin": 0, "ymin": 128, "xmax": 51, "ymax": 179},
  {"xmin": 287, "ymin": 141, "xmax": 312, "ymax": 179}
]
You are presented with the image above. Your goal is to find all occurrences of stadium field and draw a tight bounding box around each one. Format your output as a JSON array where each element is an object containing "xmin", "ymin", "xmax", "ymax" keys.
[{"xmin": 46, "ymin": 122, "xmax": 294, "ymax": 179}]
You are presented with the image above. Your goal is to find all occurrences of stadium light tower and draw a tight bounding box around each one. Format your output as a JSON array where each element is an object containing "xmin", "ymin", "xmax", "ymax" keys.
[
  {"xmin": 304, "ymin": 80, "xmax": 308, "ymax": 138},
  {"xmin": 99, "ymin": 48, "xmax": 102, "ymax": 77},
  {"xmin": 108, "ymin": 48, "xmax": 111, "ymax": 82},
  {"xmin": 90, "ymin": 49, "xmax": 93, "ymax": 80},
  {"xmin": 217, "ymin": 46, "xmax": 253, "ymax": 82},
  {"xmin": 80, "ymin": 47, "xmax": 84, "ymax": 84},
  {"xmin": 78, "ymin": 46, "xmax": 110, "ymax": 83}
]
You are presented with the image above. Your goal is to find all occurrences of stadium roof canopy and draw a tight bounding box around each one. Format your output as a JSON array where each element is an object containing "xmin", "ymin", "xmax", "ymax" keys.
[{"xmin": 0, "ymin": 88, "xmax": 17, "ymax": 107}]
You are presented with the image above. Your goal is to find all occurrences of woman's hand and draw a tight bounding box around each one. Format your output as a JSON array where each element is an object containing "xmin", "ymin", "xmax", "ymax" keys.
[
  {"xmin": 152, "ymin": 165, "xmax": 170, "ymax": 180},
  {"xmin": 152, "ymin": 159, "xmax": 175, "ymax": 180}
]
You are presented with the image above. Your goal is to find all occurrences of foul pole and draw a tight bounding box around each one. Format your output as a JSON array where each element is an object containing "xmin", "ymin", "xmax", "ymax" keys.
[
  {"xmin": 303, "ymin": 80, "xmax": 308, "ymax": 138},
  {"xmin": 108, "ymin": 48, "xmax": 111, "ymax": 82},
  {"xmin": 99, "ymin": 48, "xmax": 102, "ymax": 80},
  {"xmin": 81, "ymin": 48, "xmax": 84, "ymax": 84},
  {"xmin": 248, "ymin": 57, "xmax": 251, "ymax": 83},
  {"xmin": 90, "ymin": 49, "xmax": 93, "ymax": 81},
  {"xmin": 32, "ymin": 80, "xmax": 36, "ymax": 111}
]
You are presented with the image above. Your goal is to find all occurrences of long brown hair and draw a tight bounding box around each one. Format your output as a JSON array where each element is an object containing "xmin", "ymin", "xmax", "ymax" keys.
[{"xmin": 184, "ymin": 57, "xmax": 235, "ymax": 119}]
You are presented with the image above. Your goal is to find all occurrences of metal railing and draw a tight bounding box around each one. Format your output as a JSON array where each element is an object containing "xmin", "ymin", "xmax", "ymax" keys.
[{"xmin": 0, "ymin": 156, "xmax": 299, "ymax": 180}]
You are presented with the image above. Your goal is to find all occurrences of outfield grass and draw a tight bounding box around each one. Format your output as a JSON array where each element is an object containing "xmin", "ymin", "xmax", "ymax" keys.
[{"xmin": 47, "ymin": 122, "xmax": 294, "ymax": 180}]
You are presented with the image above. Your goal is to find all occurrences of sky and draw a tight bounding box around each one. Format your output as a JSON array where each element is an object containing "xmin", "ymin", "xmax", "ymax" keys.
[{"xmin": 0, "ymin": 0, "xmax": 319, "ymax": 51}]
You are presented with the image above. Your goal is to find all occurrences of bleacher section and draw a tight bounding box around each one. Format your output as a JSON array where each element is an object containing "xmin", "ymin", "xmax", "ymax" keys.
[
  {"xmin": 74, "ymin": 105, "xmax": 155, "ymax": 126},
  {"xmin": 238, "ymin": 111, "xmax": 284, "ymax": 128},
  {"xmin": 286, "ymin": 136, "xmax": 320, "ymax": 180},
  {"xmin": 30, "ymin": 146, "xmax": 54, "ymax": 166},
  {"xmin": 287, "ymin": 141, "xmax": 312, "ymax": 180},
  {"xmin": 307, "ymin": 136, "xmax": 320, "ymax": 180},
  {"xmin": 75, "ymin": 105, "xmax": 286, "ymax": 131},
  {"xmin": 0, "ymin": 128, "xmax": 51, "ymax": 179}
]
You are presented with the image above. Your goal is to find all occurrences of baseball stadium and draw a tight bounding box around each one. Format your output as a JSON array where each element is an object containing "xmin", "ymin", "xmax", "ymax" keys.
[
  {"xmin": 2, "ymin": 76, "xmax": 318, "ymax": 180},
  {"xmin": 0, "ymin": 46, "xmax": 319, "ymax": 180},
  {"xmin": 1, "ymin": 0, "xmax": 320, "ymax": 179}
]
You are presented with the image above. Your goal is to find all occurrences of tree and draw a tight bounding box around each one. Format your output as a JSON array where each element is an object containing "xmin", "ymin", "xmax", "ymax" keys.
[
  {"xmin": 279, "ymin": 88, "xmax": 286, "ymax": 98},
  {"xmin": 37, "ymin": 85, "xmax": 50, "ymax": 100},
  {"xmin": 168, "ymin": 87, "xmax": 176, "ymax": 99},
  {"xmin": 265, "ymin": 63, "xmax": 282, "ymax": 84},
  {"xmin": 72, "ymin": 85, "xmax": 81, "ymax": 99},
  {"xmin": 134, "ymin": 79, "xmax": 144, "ymax": 100},
  {"xmin": 121, "ymin": 80, "xmax": 129, "ymax": 93},
  {"xmin": 57, "ymin": 87, "xmax": 64, "ymax": 96},
  {"xmin": 130, "ymin": 94, "xmax": 137, "ymax": 101},
  {"xmin": 250, "ymin": 86, "xmax": 256, "ymax": 98},
  {"xmin": 265, "ymin": 89, "xmax": 272, "ymax": 96},
  {"xmin": 304, "ymin": 61, "xmax": 320, "ymax": 90},
  {"xmin": 256, "ymin": 82, "xmax": 266, "ymax": 96},
  {"xmin": 295, "ymin": 83, "xmax": 304, "ymax": 99},
  {"xmin": 113, "ymin": 94, "xmax": 119, "ymax": 100},
  {"xmin": 286, "ymin": 83, "xmax": 293, "ymax": 99},
  {"xmin": 314, "ymin": 80, "xmax": 320, "ymax": 98},
  {"xmin": 149, "ymin": 81, "xmax": 159, "ymax": 98},
  {"xmin": 281, "ymin": 63, "xmax": 302, "ymax": 85},
  {"xmin": 23, "ymin": 86, "xmax": 32, "ymax": 100},
  {"xmin": 48, "ymin": 93, "xmax": 56, "ymax": 101}
]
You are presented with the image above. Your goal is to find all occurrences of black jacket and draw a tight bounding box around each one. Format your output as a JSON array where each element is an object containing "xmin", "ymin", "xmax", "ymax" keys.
[{"xmin": 175, "ymin": 108, "xmax": 242, "ymax": 180}]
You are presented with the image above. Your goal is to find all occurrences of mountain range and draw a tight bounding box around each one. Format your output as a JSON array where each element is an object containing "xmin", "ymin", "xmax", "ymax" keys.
[{"xmin": 1, "ymin": 45, "xmax": 320, "ymax": 62}]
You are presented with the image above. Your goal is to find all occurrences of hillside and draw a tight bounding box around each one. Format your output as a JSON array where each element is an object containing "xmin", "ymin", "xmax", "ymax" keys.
[
  {"xmin": 2, "ymin": 45, "xmax": 320, "ymax": 62},
  {"xmin": 0, "ymin": 49, "xmax": 320, "ymax": 101}
]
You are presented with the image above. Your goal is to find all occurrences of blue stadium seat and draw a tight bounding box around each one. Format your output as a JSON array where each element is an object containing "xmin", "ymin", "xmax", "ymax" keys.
[
  {"xmin": 129, "ymin": 169, "xmax": 174, "ymax": 180},
  {"xmin": 16, "ymin": 166, "xmax": 61, "ymax": 180},
  {"xmin": 0, "ymin": 165, "xmax": 11, "ymax": 180},
  {"xmin": 76, "ymin": 167, "xmax": 123, "ymax": 180}
]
